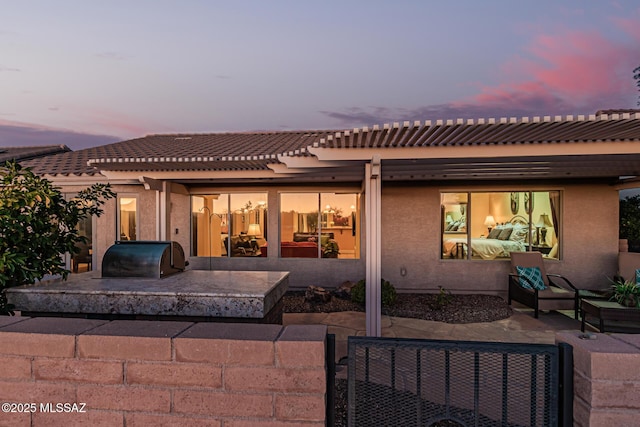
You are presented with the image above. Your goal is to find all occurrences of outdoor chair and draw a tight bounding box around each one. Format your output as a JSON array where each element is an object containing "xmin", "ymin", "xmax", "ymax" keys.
[{"xmin": 508, "ymin": 251, "xmax": 579, "ymax": 319}]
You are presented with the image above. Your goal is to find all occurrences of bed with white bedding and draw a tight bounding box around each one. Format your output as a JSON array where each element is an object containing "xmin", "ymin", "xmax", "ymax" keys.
[{"xmin": 443, "ymin": 215, "xmax": 529, "ymax": 260}]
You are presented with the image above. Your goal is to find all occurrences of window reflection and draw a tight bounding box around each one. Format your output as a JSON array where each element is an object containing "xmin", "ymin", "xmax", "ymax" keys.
[
  {"xmin": 280, "ymin": 193, "xmax": 359, "ymax": 259},
  {"xmin": 191, "ymin": 193, "xmax": 267, "ymax": 257}
]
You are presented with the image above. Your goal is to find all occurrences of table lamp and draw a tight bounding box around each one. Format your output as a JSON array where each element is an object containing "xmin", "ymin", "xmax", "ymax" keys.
[
  {"xmin": 247, "ymin": 223, "xmax": 261, "ymax": 237},
  {"xmin": 535, "ymin": 213, "xmax": 553, "ymax": 246},
  {"xmin": 484, "ymin": 215, "xmax": 496, "ymax": 233}
]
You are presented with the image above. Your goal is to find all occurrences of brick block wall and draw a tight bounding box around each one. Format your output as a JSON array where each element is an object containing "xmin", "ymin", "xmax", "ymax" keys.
[
  {"xmin": 0, "ymin": 317, "xmax": 327, "ymax": 427},
  {"xmin": 557, "ymin": 331, "xmax": 640, "ymax": 427}
]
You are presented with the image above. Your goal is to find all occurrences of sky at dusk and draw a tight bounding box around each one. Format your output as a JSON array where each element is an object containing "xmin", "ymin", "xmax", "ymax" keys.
[{"xmin": 1, "ymin": 0, "xmax": 640, "ymax": 149}]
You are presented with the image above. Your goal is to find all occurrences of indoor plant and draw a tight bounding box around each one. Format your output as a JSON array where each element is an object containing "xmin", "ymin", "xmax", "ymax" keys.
[{"xmin": 322, "ymin": 239, "xmax": 340, "ymax": 258}]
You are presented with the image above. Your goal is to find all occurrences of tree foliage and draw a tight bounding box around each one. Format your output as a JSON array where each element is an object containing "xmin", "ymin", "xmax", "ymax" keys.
[
  {"xmin": 635, "ymin": 65, "xmax": 640, "ymax": 106},
  {"xmin": 619, "ymin": 195, "xmax": 640, "ymax": 243},
  {"xmin": 0, "ymin": 161, "xmax": 114, "ymax": 313}
]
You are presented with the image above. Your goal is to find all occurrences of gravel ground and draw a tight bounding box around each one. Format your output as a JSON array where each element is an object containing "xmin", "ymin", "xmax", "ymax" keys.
[
  {"xmin": 283, "ymin": 290, "xmax": 513, "ymax": 426},
  {"xmin": 283, "ymin": 291, "xmax": 512, "ymax": 324}
]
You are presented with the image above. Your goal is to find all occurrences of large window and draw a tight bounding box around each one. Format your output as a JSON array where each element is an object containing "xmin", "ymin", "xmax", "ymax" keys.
[
  {"xmin": 280, "ymin": 192, "xmax": 359, "ymax": 259},
  {"xmin": 441, "ymin": 191, "xmax": 561, "ymax": 260},
  {"xmin": 191, "ymin": 193, "xmax": 267, "ymax": 257},
  {"xmin": 118, "ymin": 196, "xmax": 137, "ymax": 241},
  {"xmin": 68, "ymin": 195, "xmax": 93, "ymax": 273}
]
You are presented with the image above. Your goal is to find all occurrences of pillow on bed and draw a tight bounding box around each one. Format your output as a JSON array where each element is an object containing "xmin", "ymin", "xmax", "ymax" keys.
[
  {"xmin": 497, "ymin": 226, "xmax": 513, "ymax": 240},
  {"xmin": 516, "ymin": 266, "xmax": 546, "ymax": 290},
  {"xmin": 509, "ymin": 225, "xmax": 528, "ymax": 243},
  {"xmin": 487, "ymin": 227, "xmax": 502, "ymax": 239}
]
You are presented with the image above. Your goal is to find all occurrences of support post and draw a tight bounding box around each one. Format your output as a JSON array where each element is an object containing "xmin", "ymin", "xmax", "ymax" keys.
[
  {"xmin": 365, "ymin": 155, "xmax": 381, "ymax": 337},
  {"xmin": 139, "ymin": 177, "xmax": 171, "ymax": 241},
  {"xmin": 158, "ymin": 181, "xmax": 171, "ymax": 241}
]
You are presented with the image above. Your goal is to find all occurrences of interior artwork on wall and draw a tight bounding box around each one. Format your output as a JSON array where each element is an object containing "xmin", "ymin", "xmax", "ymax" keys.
[
  {"xmin": 524, "ymin": 192, "xmax": 534, "ymax": 214},
  {"xmin": 510, "ymin": 192, "xmax": 519, "ymax": 215}
]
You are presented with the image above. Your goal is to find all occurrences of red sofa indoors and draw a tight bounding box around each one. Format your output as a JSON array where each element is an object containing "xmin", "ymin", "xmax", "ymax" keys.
[{"xmin": 259, "ymin": 241, "xmax": 318, "ymax": 258}]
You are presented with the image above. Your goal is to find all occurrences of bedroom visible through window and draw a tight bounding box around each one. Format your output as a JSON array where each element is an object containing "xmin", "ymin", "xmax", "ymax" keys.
[{"xmin": 441, "ymin": 191, "xmax": 561, "ymax": 260}]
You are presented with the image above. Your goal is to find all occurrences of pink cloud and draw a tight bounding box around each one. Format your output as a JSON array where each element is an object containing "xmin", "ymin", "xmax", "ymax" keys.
[
  {"xmin": 463, "ymin": 22, "xmax": 640, "ymax": 115},
  {"xmin": 529, "ymin": 32, "xmax": 630, "ymax": 98},
  {"xmin": 67, "ymin": 106, "xmax": 171, "ymax": 139},
  {"xmin": 88, "ymin": 110, "xmax": 152, "ymax": 137},
  {"xmin": 613, "ymin": 15, "xmax": 640, "ymax": 40},
  {"xmin": 325, "ymin": 13, "xmax": 640, "ymax": 127}
]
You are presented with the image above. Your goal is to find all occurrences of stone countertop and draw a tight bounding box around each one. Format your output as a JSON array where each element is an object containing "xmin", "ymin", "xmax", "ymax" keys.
[{"xmin": 7, "ymin": 270, "xmax": 289, "ymax": 319}]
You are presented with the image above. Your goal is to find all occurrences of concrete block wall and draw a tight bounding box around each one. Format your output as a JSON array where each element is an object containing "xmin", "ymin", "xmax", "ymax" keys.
[
  {"xmin": 557, "ymin": 331, "xmax": 640, "ymax": 426},
  {"xmin": 0, "ymin": 317, "xmax": 327, "ymax": 427}
]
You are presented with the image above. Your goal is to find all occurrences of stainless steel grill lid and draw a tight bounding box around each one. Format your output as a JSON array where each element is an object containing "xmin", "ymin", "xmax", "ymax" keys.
[{"xmin": 102, "ymin": 241, "xmax": 186, "ymax": 278}]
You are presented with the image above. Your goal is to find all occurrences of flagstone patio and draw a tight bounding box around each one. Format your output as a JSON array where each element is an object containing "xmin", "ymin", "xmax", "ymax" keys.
[{"xmin": 283, "ymin": 305, "xmax": 583, "ymax": 365}]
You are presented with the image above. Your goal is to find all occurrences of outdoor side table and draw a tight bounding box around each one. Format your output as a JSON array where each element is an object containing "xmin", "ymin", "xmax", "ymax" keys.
[{"xmin": 580, "ymin": 299, "xmax": 640, "ymax": 333}]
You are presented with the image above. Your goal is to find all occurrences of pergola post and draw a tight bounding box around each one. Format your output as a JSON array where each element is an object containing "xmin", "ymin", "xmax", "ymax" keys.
[
  {"xmin": 139, "ymin": 177, "xmax": 171, "ymax": 241},
  {"xmin": 365, "ymin": 155, "xmax": 382, "ymax": 337},
  {"xmin": 158, "ymin": 181, "xmax": 171, "ymax": 241}
]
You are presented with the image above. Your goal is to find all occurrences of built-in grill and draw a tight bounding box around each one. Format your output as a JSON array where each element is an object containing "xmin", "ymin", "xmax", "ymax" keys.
[{"xmin": 102, "ymin": 241, "xmax": 186, "ymax": 278}]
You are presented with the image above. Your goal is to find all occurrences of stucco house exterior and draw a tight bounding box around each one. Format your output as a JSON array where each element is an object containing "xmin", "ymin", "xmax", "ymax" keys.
[{"xmin": 16, "ymin": 111, "xmax": 640, "ymax": 332}]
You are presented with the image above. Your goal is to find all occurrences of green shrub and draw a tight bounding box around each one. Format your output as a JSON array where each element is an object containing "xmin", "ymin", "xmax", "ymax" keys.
[
  {"xmin": 351, "ymin": 280, "xmax": 365, "ymax": 304},
  {"xmin": 433, "ymin": 286, "xmax": 452, "ymax": 309},
  {"xmin": 0, "ymin": 161, "xmax": 114, "ymax": 314},
  {"xmin": 351, "ymin": 278, "xmax": 397, "ymax": 306}
]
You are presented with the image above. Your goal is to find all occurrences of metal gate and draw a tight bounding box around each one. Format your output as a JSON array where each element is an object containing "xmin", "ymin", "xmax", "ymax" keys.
[{"xmin": 347, "ymin": 337, "xmax": 573, "ymax": 427}]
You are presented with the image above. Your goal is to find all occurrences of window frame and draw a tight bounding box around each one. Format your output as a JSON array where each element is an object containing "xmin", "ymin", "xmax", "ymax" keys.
[
  {"xmin": 440, "ymin": 190, "xmax": 561, "ymax": 261},
  {"xmin": 190, "ymin": 192, "xmax": 268, "ymax": 258},
  {"xmin": 117, "ymin": 194, "xmax": 139, "ymax": 242},
  {"xmin": 278, "ymin": 191, "xmax": 360, "ymax": 259}
]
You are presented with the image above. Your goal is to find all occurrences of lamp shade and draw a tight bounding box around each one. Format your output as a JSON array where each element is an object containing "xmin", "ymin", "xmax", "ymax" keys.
[
  {"xmin": 535, "ymin": 213, "xmax": 553, "ymax": 228},
  {"xmin": 247, "ymin": 223, "xmax": 261, "ymax": 236},
  {"xmin": 483, "ymin": 215, "xmax": 496, "ymax": 227}
]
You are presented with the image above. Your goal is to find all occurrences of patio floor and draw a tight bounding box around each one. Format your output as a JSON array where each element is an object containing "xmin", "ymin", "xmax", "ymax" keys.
[{"xmin": 283, "ymin": 303, "xmax": 584, "ymax": 366}]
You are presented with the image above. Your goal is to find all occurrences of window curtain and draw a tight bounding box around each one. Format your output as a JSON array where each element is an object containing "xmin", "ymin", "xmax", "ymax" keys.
[{"xmin": 549, "ymin": 191, "xmax": 560, "ymax": 239}]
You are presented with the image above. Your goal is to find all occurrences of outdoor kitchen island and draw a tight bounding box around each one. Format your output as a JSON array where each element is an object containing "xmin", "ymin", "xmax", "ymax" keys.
[{"xmin": 6, "ymin": 270, "xmax": 289, "ymax": 324}]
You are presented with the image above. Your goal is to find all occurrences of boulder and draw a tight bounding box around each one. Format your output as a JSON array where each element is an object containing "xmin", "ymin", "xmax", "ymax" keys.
[
  {"xmin": 305, "ymin": 285, "xmax": 332, "ymax": 303},
  {"xmin": 333, "ymin": 281, "xmax": 356, "ymax": 299}
]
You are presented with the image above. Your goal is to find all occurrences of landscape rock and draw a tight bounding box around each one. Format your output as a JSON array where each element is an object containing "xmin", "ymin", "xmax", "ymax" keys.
[
  {"xmin": 333, "ymin": 281, "xmax": 356, "ymax": 299},
  {"xmin": 305, "ymin": 285, "xmax": 332, "ymax": 303}
]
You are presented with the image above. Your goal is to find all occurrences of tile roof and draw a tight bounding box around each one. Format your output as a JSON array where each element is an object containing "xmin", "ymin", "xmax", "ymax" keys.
[
  {"xmin": 17, "ymin": 111, "xmax": 640, "ymax": 179},
  {"xmin": 0, "ymin": 145, "xmax": 70, "ymax": 163},
  {"xmin": 21, "ymin": 130, "xmax": 337, "ymax": 176},
  {"xmin": 312, "ymin": 113, "xmax": 640, "ymax": 149}
]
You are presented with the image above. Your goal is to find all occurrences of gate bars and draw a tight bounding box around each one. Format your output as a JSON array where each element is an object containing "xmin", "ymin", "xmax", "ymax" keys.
[{"xmin": 347, "ymin": 337, "xmax": 573, "ymax": 427}]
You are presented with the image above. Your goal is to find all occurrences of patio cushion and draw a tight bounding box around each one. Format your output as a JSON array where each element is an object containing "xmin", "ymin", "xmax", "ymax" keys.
[{"xmin": 516, "ymin": 266, "xmax": 546, "ymax": 291}]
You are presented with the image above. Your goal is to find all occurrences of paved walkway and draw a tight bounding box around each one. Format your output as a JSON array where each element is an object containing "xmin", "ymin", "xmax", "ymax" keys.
[{"xmin": 283, "ymin": 306, "xmax": 583, "ymax": 363}]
